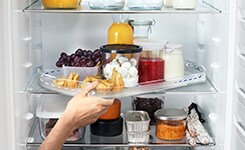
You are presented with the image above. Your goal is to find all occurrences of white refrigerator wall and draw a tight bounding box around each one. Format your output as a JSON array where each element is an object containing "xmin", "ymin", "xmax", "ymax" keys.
[{"xmin": 8, "ymin": 0, "xmax": 233, "ymax": 150}]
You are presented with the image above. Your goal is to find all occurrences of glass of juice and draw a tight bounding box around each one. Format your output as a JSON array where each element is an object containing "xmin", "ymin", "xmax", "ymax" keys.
[{"xmin": 134, "ymin": 39, "xmax": 167, "ymax": 84}]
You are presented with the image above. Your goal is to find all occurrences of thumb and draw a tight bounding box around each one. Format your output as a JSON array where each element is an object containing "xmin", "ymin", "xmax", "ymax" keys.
[{"xmin": 76, "ymin": 81, "xmax": 98, "ymax": 97}]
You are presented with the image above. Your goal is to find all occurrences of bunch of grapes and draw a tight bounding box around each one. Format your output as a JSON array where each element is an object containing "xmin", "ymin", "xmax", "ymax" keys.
[{"xmin": 56, "ymin": 49, "xmax": 102, "ymax": 67}]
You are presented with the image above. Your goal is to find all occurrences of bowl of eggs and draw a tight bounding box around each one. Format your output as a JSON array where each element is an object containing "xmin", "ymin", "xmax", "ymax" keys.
[{"xmin": 100, "ymin": 44, "xmax": 142, "ymax": 87}]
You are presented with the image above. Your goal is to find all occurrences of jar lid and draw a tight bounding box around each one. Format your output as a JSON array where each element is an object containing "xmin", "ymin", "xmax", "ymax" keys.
[
  {"xmin": 166, "ymin": 43, "xmax": 183, "ymax": 53},
  {"xmin": 130, "ymin": 20, "xmax": 155, "ymax": 26},
  {"xmin": 134, "ymin": 39, "xmax": 168, "ymax": 51},
  {"xmin": 154, "ymin": 108, "xmax": 187, "ymax": 121},
  {"xmin": 100, "ymin": 44, "xmax": 142, "ymax": 54}
]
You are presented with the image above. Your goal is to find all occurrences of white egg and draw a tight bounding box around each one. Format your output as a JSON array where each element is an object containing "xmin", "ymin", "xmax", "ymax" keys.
[
  {"xmin": 103, "ymin": 64, "xmax": 112, "ymax": 75},
  {"xmin": 118, "ymin": 67, "xmax": 128, "ymax": 78},
  {"xmin": 110, "ymin": 61, "xmax": 120, "ymax": 70},
  {"xmin": 130, "ymin": 58, "xmax": 137, "ymax": 67},
  {"xmin": 121, "ymin": 62, "xmax": 131, "ymax": 69},
  {"xmin": 128, "ymin": 66, "xmax": 138, "ymax": 77},
  {"xmin": 118, "ymin": 56, "xmax": 129, "ymax": 64}
]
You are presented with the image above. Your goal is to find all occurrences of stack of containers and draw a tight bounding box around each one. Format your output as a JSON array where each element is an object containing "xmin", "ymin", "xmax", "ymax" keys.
[
  {"xmin": 90, "ymin": 99, "xmax": 123, "ymax": 136},
  {"xmin": 125, "ymin": 111, "xmax": 151, "ymax": 143},
  {"xmin": 36, "ymin": 95, "xmax": 86, "ymax": 141}
]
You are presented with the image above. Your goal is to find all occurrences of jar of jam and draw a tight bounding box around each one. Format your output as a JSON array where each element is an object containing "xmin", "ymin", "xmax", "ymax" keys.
[
  {"xmin": 134, "ymin": 39, "xmax": 167, "ymax": 84},
  {"xmin": 154, "ymin": 108, "xmax": 187, "ymax": 140}
]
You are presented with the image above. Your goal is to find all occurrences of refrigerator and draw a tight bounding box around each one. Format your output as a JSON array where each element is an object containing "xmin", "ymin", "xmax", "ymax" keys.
[{"xmin": 0, "ymin": 0, "xmax": 243, "ymax": 149}]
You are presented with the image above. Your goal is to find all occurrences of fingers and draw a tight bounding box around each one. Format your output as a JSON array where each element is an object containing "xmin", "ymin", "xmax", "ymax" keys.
[
  {"xmin": 76, "ymin": 81, "xmax": 98, "ymax": 97},
  {"xmin": 93, "ymin": 98, "xmax": 115, "ymax": 107}
]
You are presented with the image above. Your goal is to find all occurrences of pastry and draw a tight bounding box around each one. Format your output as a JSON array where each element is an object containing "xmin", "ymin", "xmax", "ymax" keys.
[
  {"xmin": 110, "ymin": 68, "xmax": 124, "ymax": 90},
  {"xmin": 96, "ymin": 80, "xmax": 113, "ymax": 90}
]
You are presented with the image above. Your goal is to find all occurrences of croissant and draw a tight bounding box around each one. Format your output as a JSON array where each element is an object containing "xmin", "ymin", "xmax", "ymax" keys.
[{"xmin": 96, "ymin": 80, "xmax": 113, "ymax": 90}]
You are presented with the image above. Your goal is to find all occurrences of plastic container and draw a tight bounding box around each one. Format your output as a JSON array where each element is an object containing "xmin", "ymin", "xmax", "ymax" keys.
[
  {"xmin": 100, "ymin": 44, "xmax": 142, "ymax": 87},
  {"xmin": 99, "ymin": 99, "xmax": 121, "ymax": 120},
  {"xmin": 134, "ymin": 39, "xmax": 166, "ymax": 84},
  {"xmin": 127, "ymin": 0, "xmax": 164, "ymax": 10},
  {"xmin": 132, "ymin": 92, "xmax": 165, "ymax": 125},
  {"xmin": 63, "ymin": 65, "xmax": 100, "ymax": 81},
  {"xmin": 36, "ymin": 95, "xmax": 86, "ymax": 141},
  {"xmin": 154, "ymin": 108, "xmax": 187, "ymax": 140},
  {"xmin": 172, "ymin": 0, "xmax": 197, "ymax": 10},
  {"xmin": 164, "ymin": 0, "xmax": 173, "ymax": 7},
  {"xmin": 125, "ymin": 111, "xmax": 150, "ymax": 132},
  {"xmin": 127, "ymin": 130, "xmax": 150, "ymax": 143},
  {"xmin": 90, "ymin": 117, "xmax": 123, "ymax": 136},
  {"xmin": 88, "ymin": 0, "xmax": 125, "ymax": 10},
  {"xmin": 42, "ymin": 0, "xmax": 79, "ymax": 9},
  {"xmin": 108, "ymin": 15, "xmax": 133, "ymax": 44},
  {"xmin": 164, "ymin": 43, "xmax": 184, "ymax": 80},
  {"xmin": 129, "ymin": 20, "xmax": 155, "ymax": 39}
]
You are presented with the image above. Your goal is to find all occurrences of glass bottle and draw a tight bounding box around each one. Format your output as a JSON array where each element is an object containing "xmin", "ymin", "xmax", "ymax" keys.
[{"xmin": 108, "ymin": 15, "xmax": 133, "ymax": 44}]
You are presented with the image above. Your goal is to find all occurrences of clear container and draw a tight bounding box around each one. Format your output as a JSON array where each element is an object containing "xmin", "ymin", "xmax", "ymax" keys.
[
  {"xmin": 127, "ymin": 130, "xmax": 150, "ymax": 143},
  {"xmin": 172, "ymin": 0, "xmax": 197, "ymax": 10},
  {"xmin": 88, "ymin": 0, "xmax": 125, "ymax": 10},
  {"xmin": 132, "ymin": 92, "xmax": 165, "ymax": 125},
  {"xmin": 125, "ymin": 111, "xmax": 150, "ymax": 132},
  {"xmin": 134, "ymin": 39, "xmax": 167, "ymax": 84},
  {"xmin": 164, "ymin": 0, "xmax": 173, "ymax": 7},
  {"xmin": 42, "ymin": 0, "xmax": 79, "ymax": 9},
  {"xmin": 127, "ymin": 0, "xmax": 164, "ymax": 10},
  {"xmin": 108, "ymin": 15, "xmax": 133, "ymax": 44},
  {"xmin": 129, "ymin": 20, "xmax": 155, "ymax": 39},
  {"xmin": 154, "ymin": 108, "xmax": 187, "ymax": 140},
  {"xmin": 36, "ymin": 95, "xmax": 86, "ymax": 141},
  {"xmin": 164, "ymin": 43, "xmax": 185, "ymax": 80},
  {"xmin": 100, "ymin": 44, "xmax": 142, "ymax": 87}
]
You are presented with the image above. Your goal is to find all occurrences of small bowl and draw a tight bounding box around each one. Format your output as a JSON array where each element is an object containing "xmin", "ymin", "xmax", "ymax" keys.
[{"xmin": 63, "ymin": 65, "xmax": 101, "ymax": 81}]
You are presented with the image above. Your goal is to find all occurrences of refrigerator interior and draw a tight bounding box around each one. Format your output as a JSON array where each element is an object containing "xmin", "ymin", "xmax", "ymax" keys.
[{"xmin": 9, "ymin": 0, "xmax": 234, "ymax": 150}]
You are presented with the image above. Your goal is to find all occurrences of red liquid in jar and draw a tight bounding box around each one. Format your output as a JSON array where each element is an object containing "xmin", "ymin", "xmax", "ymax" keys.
[{"xmin": 139, "ymin": 58, "xmax": 164, "ymax": 83}]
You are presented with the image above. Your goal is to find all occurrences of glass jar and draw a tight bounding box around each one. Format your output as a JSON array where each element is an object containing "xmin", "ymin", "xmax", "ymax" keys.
[
  {"xmin": 164, "ymin": 0, "xmax": 173, "ymax": 7},
  {"xmin": 132, "ymin": 92, "xmax": 165, "ymax": 125},
  {"xmin": 108, "ymin": 15, "xmax": 133, "ymax": 44},
  {"xmin": 164, "ymin": 44, "xmax": 185, "ymax": 80},
  {"xmin": 42, "ymin": 0, "xmax": 79, "ymax": 9},
  {"xmin": 100, "ymin": 44, "xmax": 142, "ymax": 87},
  {"xmin": 127, "ymin": 0, "xmax": 164, "ymax": 10},
  {"xmin": 172, "ymin": 0, "xmax": 197, "ymax": 10},
  {"xmin": 134, "ymin": 39, "xmax": 166, "ymax": 84},
  {"xmin": 154, "ymin": 108, "xmax": 187, "ymax": 140},
  {"xmin": 129, "ymin": 20, "xmax": 155, "ymax": 39},
  {"xmin": 88, "ymin": 0, "xmax": 125, "ymax": 10}
]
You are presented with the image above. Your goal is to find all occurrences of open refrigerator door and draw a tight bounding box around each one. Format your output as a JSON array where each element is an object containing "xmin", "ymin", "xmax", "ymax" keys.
[{"xmin": 0, "ymin": 0, "xmax": 238, "ymax": 150}]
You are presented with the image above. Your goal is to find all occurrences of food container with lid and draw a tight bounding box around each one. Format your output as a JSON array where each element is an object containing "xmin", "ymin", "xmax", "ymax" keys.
[
  {"xmin": 88, "ymin": 0, "xmax": 125, "ymax": 10},
  {"xmin": 172, "ymin": 0, "xmax": 197, "ymax": 10},
  {"xmin": 125, "ymin": 111, "xmax": 150, "ymax": 132},
  {"xmin": 154, "ymin": 108, "xmax": 187, "ymax": 140},
  {"xmin": 90, "ymin": 116, "xmax": 123, "ymax": 136},
  {"xmin": 127, "ymin": 0, "xmax": 164, "ymax": 10},
  {"xmin": 134, "ymin": 39, "xmax": 167, "ymax": 84},
  {"xmin": 164, "ymin": 43, "xmax": 184, "ymax": 80},
  {"xmin": 36, "ymin": 95, "xmax": 86, "ymax": 141},
  {"xmin": 132, "ymin": 91, "xmax": 165, "ymax": 125},
  {"xmin": 42, "ymin": 0, "xmax": 79, "ymax": 9},
  {"xmin": 99, "ymin": 98, "xmax": 121, "ymax": 120},
  {"xmin": 100, "ymin": 44, "xmax": 142, "ymax": 87},
  {"xmin": 129, "ymin": 19, "xmax": 155, "ymax": 39},
  {"xmin": 127, "ymin": 130, "xmax": 151, "ymax": 143}
]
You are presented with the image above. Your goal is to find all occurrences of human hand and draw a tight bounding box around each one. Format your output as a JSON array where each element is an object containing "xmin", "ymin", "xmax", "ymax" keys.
[{"xmin": 59, "ymin": 81, "xmax": 114, "ymax": 130}]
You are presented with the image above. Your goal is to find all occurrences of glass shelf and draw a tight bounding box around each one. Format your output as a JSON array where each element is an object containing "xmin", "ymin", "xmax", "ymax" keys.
[
  {"xmin": 23, "ymin": 0, "xmax": 221, "ymax": 14},
  {"xmin": 26, "ymin": 118, "xmax": 215, "ymax": 148}
]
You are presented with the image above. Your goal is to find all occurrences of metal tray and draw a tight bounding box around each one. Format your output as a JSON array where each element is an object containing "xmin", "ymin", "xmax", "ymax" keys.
[{"xmin": 38, "ymin": 60, "xmax": 206, "ymax": 98}]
